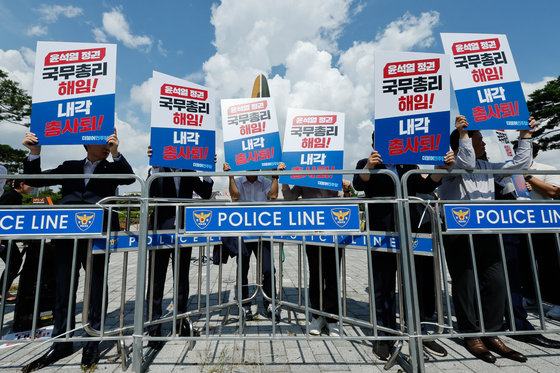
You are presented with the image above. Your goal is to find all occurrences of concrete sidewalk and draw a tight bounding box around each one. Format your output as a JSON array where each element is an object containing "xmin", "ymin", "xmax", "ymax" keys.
[{"xmin": 1, "ymin": 243, "xmax": 560, "ymax": 372}]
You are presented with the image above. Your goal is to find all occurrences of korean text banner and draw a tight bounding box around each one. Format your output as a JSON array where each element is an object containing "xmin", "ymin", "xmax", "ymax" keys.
[
  {"xmin": 280, "ymin": 108, "xmax": 345, "ymax": 191},
  {"xmin": 150, "ymin": 71, "xmax": 216, "ymax": 171},
  {"xmin": 0, "ymin": 209, "xmax": 103, "ymax": 236},
  {"xmin": 185, "ymin": 205, "xmax": 360, "ymax": 233},
  {"xmin": 31, "ymin": 41, "xmax": 116, "ymax": 145},
  {"xmin": 221, "ymin": 98, "xmax": 282, "ymax": 171},
  {"xmin": 444, "ymin": 204, "xmax": 560, "ymax": 230},
  {"xmin": 374, "ymin": 50, "xmax": 450, "ymax": 165},
  {"xmin": 441, "ymin": 33, "xmax": 529, "ymax": 130}
]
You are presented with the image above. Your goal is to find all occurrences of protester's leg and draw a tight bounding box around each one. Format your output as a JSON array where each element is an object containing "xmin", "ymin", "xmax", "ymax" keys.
[
  {"xmin": 371, "ymin": 251, "xmax": 397, "ymax": 334},
  {"xmin": 175, "ymin": 246, "xmax": 193, "ymax": 314},
  {"xmin": 322, "ymin": 246, "xmax": 341, "ymax": 323},
  {"xmin": 236, "ymin": 241, "xmax": 252, "ymax": 306},
  {"xmin": 257, "ymin": 241, "xmax": 275, "ymax": 310},
  {"xmin": 474, "ymin": 235, "xmax": 506, "ymax": 332},
  {"xmin": 0, "ymin": 243, "xmax": 22, "ymax": 296},
  {"xmin": 305, "ymin": 245, "xmax": 321, "ymax": 312},
  {"xmin": 146, "ymin": 249, "xmax": 171, "ymax": 336},
  {"xmin": 533, "ymin": 234, "xmax": 560, "ymax": 306},
  {"xmin": 443, "ymin": 235, "xmax": 478, "ymax": 333},
  {"xmin": 503, "ymin": 234, "xmax": 534, "ymax": 331},
  {"xmin": 414, "ymin": 255, "xmax": 435, "ymax": 333}
]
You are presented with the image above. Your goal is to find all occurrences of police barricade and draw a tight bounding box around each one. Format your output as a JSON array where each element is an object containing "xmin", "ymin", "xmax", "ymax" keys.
[
  {"xmin": 401, "ymin": 168, "xmax": 560, "ymax": 372},
  {"xmin": 0, "ymin": 173, "xmax": 143, "ymax": 372},
  {"xmin": 124, "ymin": 169, "xmax": 425, "ymax": 373}
]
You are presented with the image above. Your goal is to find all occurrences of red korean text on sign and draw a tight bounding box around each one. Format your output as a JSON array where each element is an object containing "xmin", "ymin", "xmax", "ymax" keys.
[
  {"xmin": 58, "ymin": 78, "xmax": 98, "ymax": 96},
  {"xmin": 383, "ymin": 58, "xmax": 440, "ymax": 78},
  {"xmin": 162, "ymin": 146, "xmax": 208, "ymax": 160},
  {"xmin": 234, "ymin": 148, "xmax": 275, "ymax": 165},
  {"xmin": 160, "ymin": 84, "xmax": 208, "ymax": 101},
  {"xmin": 45, "ymin": 48, "xmax": 106, "ymax": 66},
  {"xmin": 44, "ymin": 115, "xmax": 104, "ymax": 137},
  {"xmin": 388, "ymin": 134, "xmax": 441, "ymax": 155},
  {"xmin": 451, "ymin": 38, "xmax": 501, "ymax": 55},
  {"xmin": 227, "ymin": 100, "xmax": 268, "ymax": 116},
  {"xmin": 290, "ymin": 166, "xmax": 334, "ymax": 179},
  {"xmin": 472, "ymin": 102, "xmax": 520, "ymax": 122}
]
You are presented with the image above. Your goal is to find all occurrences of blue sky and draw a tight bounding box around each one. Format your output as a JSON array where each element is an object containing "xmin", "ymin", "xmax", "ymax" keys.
[{"xmin": 1, "ymin": 0, "xmax": 558, "ymax": 188}]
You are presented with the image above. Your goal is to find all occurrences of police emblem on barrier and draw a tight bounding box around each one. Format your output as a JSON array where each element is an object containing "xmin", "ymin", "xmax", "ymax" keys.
[
  {"xmin": 451, "ymin": 207, "xmax": 470, "ymax": 227},
  {"xmin": 193, "ymin": 210, "xmax": 212, "ymax": 230},
  {"xmin": 331, "ymin": 208, "xmax": 351, "ymax": 228},
  {"xmin": 75, "ymin": 212, "xmax": 95, "ymax": 231}
]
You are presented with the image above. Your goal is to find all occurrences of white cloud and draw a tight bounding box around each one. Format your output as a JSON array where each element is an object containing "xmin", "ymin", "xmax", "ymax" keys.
[
  {"xmin": 26, "ymin": 25, "xmax": 47, "ymax": 37},
  {"xmin": 0, "ymin": 48, "xmax": 34, "ymax": 92},
  {"xmin": 203, "ymin": 1, "xmax": 441, "ymax": 170},
  {"xmin": 92, "ymin": 27, "xmax": 108, "ymax": 42},
  {"xmin": 129, "ymin": 77, "xmax": 153, "ymax": 114},
  {"xmin": 37, "ymin": 4, "xmax": 83, "ymax": 22},
  {"xmin": 522, "ymin": 76, "xmax": 555, "ymax": 99},
  {"xmin": 157, "ymin": 40, "xmax": 167, "ymax": 57},
  {"xmin": 97, "ymin": 8, "xmax": 152, "ymax": 51}
]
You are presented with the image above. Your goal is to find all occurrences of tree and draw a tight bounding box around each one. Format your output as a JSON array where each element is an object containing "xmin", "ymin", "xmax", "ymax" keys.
[
  {"xmin": 527, "ymin": 75, "xmax": 560, "ymax": 151},
  {"xmin": 0, "ymin": 144, "xmax": 27, "ymax": 173},
  {"xmin": 0, "ymin": 69, "xmax": 32, "ymax": 126}
]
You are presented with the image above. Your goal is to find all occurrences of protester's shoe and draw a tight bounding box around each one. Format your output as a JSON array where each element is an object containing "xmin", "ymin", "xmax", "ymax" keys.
[
  {"xmin": 264, "ymin": 304, "xmax": 280, "ymax": 323},
  {"xmin": 522, "ymin": 297, "xmax": 537, "ymax": 310},
  {"xmin": 546, "ymin": 305, "xmax": 560, "ymax": 320},
  {"xmin": 372, "ymin": 340, "xmax": 394, "ymax": 361},
  {"xmin": 327, "ymin": 322, "xmax": 340, "ymax": 337},
  {"xmin": 309, "ymin": 316, "xmax": 326, "ymax": 335},
  {"xmin": 512, "ymin": 334, "xmax": 560, "ymax": 349},
  {"xmin": 147, "ymin": 339, "xmax": 164, "ymax": 351},
  {"xmin": 464, "ymin": 337, "xmax": 496, "ymax": 363},
  {"xmin": 423, "ymin": 340, "xmax": 448, "ymax": 357},
  {"xmin": 22, "ymin": 344, "xmax": 74, "ymax": 373},
  {"xmin": 243, "ymin": 306, "xmax": 253, "ymax": 321},
  {"xmin": 482, "ymin": 337, "xmax": 527, "ymax": 363},
  {"xmin": 178, "ymin": 319, "xmax": 200, "ymax": 337},
  {"xmin": 81, "ymin": 345, "xmax": 100, "ymax": 369}
]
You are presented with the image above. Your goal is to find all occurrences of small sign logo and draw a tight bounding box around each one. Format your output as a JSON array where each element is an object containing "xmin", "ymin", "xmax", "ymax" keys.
[
  {"xmin": 193, "ymin": 210, "xmax": 212, "ymax": 229},
  {"xmin": 331, "ymin": 208, "xmax": 351, "ymax": 228},
  {"xmin": 75, "ymin": 212, "xmax": 95, "ymax": 231},
  {"xmin": 451, "ymin": 207, "xmax": 470, "ymax": 227}
]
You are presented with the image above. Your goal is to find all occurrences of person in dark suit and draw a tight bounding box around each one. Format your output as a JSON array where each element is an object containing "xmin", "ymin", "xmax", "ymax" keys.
[
  {"xmin": 353, "ymin": 131, "xmax": 454, "ymax": 360},
  {"xmin": 145, "ymin": 146, "xmax": 213, "ymax": 350},
  {"xmin": 21, "ymin": 130, "xmax": 134, "ymax": 372}
]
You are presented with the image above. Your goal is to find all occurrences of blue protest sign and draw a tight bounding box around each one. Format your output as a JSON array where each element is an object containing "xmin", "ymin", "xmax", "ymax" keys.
[
  {"xmin": 0, "ymin": 209, "xmax": 103, "ymax": 236},
  {"xmin": 444, "ymin": 204, "xmax": 560, "ymax": 230}
]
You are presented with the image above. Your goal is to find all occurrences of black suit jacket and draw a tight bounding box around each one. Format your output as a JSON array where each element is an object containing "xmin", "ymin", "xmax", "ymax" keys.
[
  {"xmin": 149, "ymin": 168, "xmax": 213, "ymax": 229},
  {"xmin": 353, "ymin": 160, "xmax": 440, "ymax": 232},
  {"xmin": 24, "ymin": 155, "xmax": 135, "ymax": 231}
]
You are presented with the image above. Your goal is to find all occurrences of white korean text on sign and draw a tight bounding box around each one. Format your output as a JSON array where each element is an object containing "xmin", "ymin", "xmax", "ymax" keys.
[
  {"xmin": 441, "ymin": 33, "xmax": 529, "ymax": 130},
  {"xmin": 279, "ymin": 108, "xmax": 345, "ymax": 191},
  {"xmin": 150, "ymin": 71, "xmax": 216, "ymax": 171},
  {"xmin": 221, "ymin": 98, "xmax": 282, "ymax": 171},
  {"xmin": 31, "ymin": 41, "xmax": 116, "ymax": 145},
  {"xmin": 374, "ymin": 50, "xmax": 450, "ymax": 165}
]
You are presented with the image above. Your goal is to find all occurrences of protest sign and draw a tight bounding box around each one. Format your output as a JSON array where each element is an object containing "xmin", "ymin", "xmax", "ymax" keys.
[
  {"xmin": 495, "ymin": 130, "xmax": 531, "ymax": 199},
  {"xmin": 221, "ymin": 98, "xmax": 282, "ymax": 171},
  {"xmin": 279, "ymin": 108, "xmax": 344, "ymax": 190},
  {"xmin": 374, "ymin": 50, "xmax": 450, "ymax": 165},
  {"xmin": 31, "ymin": 41, "xmax": 116, "ymax": 145},
  {"xmin": 441, "ymin": 33, "xmax": 530, "ymax": 130},
  {"xmin": 150, "ymin": 71, "xmax": 215, "ymax": 171}
]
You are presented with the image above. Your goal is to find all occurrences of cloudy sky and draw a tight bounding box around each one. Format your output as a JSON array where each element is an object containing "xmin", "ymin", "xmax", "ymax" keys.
[{"xmin": 1, "ymin": 0, "xmax": 558, "ymax": 191}]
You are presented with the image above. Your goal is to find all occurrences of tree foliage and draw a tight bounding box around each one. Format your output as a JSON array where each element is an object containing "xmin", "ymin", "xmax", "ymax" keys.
[
  {"xmin": 527, "ymin": 76, "xmax": 560, "ymax": 151},
  {"xmin": 0, "ymin": 69, "xmax": 32, "ymax": 126},
  {"xmin": 0, "ymin": 144, "xmax": 27, "ymax": 173}
]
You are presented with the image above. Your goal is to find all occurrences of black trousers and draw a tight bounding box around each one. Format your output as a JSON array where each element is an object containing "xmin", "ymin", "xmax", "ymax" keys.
[
  {"xmin": 52, "ymin": 239, "xmax": 107, "ymax": 350},
  {"xmin": 522, "ymin": 234, "xmax": 560, "ymax": 305},
  {"xmin": 146, "ymin": 246, "xmax": 192, "ymax": 335},
  {"xmin": 371, "ymin": 251, "xmax": 436, "ymax": 335},
  {"xmin": 0, "ymin": 242, "xmax": 23, "ymax": 295},
  {"xmin": 306, "ymin": 245, "xmax": 342, "ymax": 323},
  {"xmin": 443, "ymin": 234, "xmax": 506, "ymax": 333},
  {"xmin": 237, "ymin": 241, "xmax": 276, "ymax": 310}
]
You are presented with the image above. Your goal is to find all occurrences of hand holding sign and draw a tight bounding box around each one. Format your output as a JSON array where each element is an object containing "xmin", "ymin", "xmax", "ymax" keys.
[
  {"xmin": 22, "ymin": 132, "xmax": 42, "ymax": 155},
  {"xmin": 520, "ymin": 116, "xmax": 537, "ymax": 139},
  {"xmin": 106, "ymin": 127, "xmax": 119, "ymax": 157}
]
